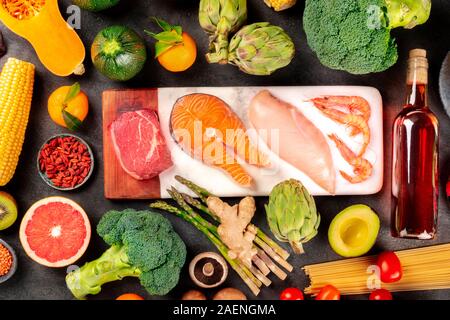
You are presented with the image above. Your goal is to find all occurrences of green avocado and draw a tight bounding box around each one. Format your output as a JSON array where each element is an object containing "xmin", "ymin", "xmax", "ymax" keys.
[
  {"xmin": 328, "ymin": 204, "xmax": 380, "ymax": 257},
  {"xmin": 72, "ymin": 0, "xmax": 120, "ymax": 12}
]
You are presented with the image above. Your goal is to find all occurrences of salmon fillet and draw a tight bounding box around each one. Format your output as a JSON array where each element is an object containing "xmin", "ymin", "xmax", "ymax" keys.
[
  {"xmin": 248, "ymin": 90, "xmax": 335, "ymax": 194},
  {"xmin": 170, "ymin": 93, "xmax": 268, "ymax": 187}
]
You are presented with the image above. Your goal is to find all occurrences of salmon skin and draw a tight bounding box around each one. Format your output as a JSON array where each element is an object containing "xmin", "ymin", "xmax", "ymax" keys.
[
  {"xmin": 170, "ymin": 93, "xmax": 269, "ymax": 187},
  {"xmin": 248, "ymin": 90, "xmax": 336, "ymax": 194}
]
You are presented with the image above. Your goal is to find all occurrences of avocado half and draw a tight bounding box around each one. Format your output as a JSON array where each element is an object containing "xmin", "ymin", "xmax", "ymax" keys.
[{"xmin": 328, "ymin": 204, "xmax": 380, "ymax": 257}]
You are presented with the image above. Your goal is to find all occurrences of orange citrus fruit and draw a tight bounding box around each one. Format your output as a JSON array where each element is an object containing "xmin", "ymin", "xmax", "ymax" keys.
[
  {"xmin": 157, "ymin": 32, "xmax": 197, "ymax": 72},
  {"xmin": 48, "ymin": 86, "xmax": 89, "ymax": 128},
  {"xmin": 116, "ymin": 293, "xmax": 145, "ymax": 300}
]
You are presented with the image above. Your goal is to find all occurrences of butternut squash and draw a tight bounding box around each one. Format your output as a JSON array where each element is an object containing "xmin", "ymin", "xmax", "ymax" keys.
[{"xmin": 0, "ymin": 0, "xmax": 85, "ymax": 76}]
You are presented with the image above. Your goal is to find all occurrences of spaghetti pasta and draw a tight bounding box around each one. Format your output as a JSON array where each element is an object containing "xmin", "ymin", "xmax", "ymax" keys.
[{"xmin": 304, "ymin": 243, "xmax": 450, "ymax": 296}]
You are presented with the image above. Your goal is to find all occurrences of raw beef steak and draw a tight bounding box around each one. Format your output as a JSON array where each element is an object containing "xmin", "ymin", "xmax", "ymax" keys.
[{"xmin": 110, "ymin": 110, "xmax": 173, "ymax": 180}]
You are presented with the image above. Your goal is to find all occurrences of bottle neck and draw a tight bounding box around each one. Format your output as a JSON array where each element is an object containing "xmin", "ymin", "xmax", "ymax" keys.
[
  {"xmin": 405, "ymin": 82, "xmax": 428, "ymax": 108},
  {"xmin": 405, "ymin": 56, "xmax": 428, "ymax": 109}
]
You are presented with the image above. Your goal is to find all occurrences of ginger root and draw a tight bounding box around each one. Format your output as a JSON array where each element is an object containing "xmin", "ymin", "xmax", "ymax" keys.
[{"xmin": 207, "ymin": 196, "xmax": 257, "ymax": 267}]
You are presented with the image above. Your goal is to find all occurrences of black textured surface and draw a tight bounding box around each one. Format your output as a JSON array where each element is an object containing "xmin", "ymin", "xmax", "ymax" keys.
[{"xmin": 0, "ymin": 0, "xmax": 449, "ymax": 300}]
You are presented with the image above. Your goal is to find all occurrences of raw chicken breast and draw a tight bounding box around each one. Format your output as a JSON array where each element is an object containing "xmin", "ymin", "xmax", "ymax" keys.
[{"xmin": 248, "ymin": 90, "xmax": 335, "ymax": 194}]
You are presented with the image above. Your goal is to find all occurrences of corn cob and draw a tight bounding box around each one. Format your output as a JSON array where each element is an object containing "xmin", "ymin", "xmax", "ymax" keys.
[
  {"xmin": 0, "ymin": 58, "xmax": 35, "ymax": 186},
  {"xmin": 263, "ymin": 0, "xmax": 297, "ymax": 11}
]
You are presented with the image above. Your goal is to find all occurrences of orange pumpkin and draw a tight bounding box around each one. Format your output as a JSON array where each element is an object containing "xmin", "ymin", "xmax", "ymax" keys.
[{"xmin": 0, "ymin": 0, "xmax": 85, "ymax": 76}]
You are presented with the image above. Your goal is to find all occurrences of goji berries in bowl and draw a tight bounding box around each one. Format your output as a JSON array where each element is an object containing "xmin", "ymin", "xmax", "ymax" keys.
[
  {"xmin": 37, "ymin": 134, "xmax": 94, "ymax": 191},
  {"xmin": 0, "ymin": 238, "xmax": 17, "ymax": 284}
]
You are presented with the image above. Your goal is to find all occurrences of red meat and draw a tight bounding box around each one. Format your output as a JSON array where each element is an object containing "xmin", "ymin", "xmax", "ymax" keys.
[{"xmin": 110, "ymin": 110, "xmax": 173, "ymax": 180}]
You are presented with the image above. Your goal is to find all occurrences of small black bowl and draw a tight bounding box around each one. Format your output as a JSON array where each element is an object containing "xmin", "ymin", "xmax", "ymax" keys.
[
  {"xmin": 0, "ymin": 238, "xmax": 17, "ymax": 284},
  {"xmin": 37, "ymin": 134, "xmax": 94, "ymax": 191}
]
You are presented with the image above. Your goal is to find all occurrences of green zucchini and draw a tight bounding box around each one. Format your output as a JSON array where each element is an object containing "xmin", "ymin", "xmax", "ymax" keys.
[
  {"xmin": 91, "ymin": 26, "xmax": 147, "ymax": 81},
  {"xmin": 72, "ymin": 0, "xmax": 120, "ymax": 12}
]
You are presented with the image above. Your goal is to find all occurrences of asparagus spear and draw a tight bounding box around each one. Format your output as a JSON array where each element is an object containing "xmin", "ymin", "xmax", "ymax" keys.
[
  {"xmin": 170, "ymin": 187, "xmax": 288, "ymax": 281},
  {"xmin": 150, "ymin": 201, "xmax": 261, "ymax": 296},
  {"xmin": 167, "ymin": 189, "xmax": 276, "ymax": 286},
  {"xmin": 175, "ymin": 175, "xmax": 212, "ymax": 201},
  {"xmin": 179, "ymin": 188, "xmax": 290, "ymax": 261}
]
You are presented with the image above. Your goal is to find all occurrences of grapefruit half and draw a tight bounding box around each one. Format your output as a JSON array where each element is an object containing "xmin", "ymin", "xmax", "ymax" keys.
[{"xmin": 20, "ymin": 197, "xmax": 91, "ymax": 268}]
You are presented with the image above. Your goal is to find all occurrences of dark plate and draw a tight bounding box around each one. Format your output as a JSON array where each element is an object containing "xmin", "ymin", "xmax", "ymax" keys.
[
  {"xmin": 0, "ymin": 238, "xmax": 17, "ymax": 284},
  {"xmin": 37, "ymin": 134, "xmax": 95, "ymax": 191},
  {"xmin": 439, "ymin": 52, "xmax": 450, "ymax": 118}
]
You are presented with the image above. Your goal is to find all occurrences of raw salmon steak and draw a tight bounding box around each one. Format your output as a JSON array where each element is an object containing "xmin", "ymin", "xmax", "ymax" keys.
[
  {"xmin": 170, "ymin": 93, "xmax": 269, "ymax": 187},
  {"xmin": 248, "ymin": 90, "xmax": 335, "ymax": 194}
]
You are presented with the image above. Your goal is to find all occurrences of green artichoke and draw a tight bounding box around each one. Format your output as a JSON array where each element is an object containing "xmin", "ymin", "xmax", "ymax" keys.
[
  {"xmin": 228, "ymin": 22, "xmax": 295, "ymax": 75},
  {"xmin": 199, "ymin": 0, "xmax": 247, "ymax": 64},
  {"xmin": 265, "ymin": 179, "xmax": 320, "ymax": 254}
]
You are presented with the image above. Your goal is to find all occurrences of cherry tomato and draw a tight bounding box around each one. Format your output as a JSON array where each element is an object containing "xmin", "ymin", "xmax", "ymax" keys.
[
  {"xmin": 377, "ymin": 251, "xmax": 403, "ymax": 283},
  {"xmin": 116, "ymin": 293, "xmax": 145, "ymax": 300},
  {"xmin": 315, "ymin": 285, "xmax": 340, "ymax": 300},
  {"xmin": 369, "ymin": 289, "xmax": 393, "ymax": 300},
  {"xmin": 280, "ymin": 288, "xmax": 304, "ymax": 300}
]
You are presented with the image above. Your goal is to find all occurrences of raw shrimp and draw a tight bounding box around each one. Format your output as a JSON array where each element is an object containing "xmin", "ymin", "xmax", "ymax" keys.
[
  {"xmin": 311, "ymin": 96, "xmax": 371, "ymax": 136},
  {"xmin": 314, "ymin": 105, "xmax": 370, "ymax": 156},
  {"xmin": 311, "ymin": 96, "xmax": 371, "ymax": 121},
  {"xmin": 328, "ymin": 134, "xmax": 373, "ymax": 184}
]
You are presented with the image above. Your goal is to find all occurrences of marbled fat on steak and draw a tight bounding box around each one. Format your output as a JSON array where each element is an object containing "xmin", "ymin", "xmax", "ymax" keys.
[{"xmin": 110, "ymin": 110, "xmax": 173, "ymax": 180}]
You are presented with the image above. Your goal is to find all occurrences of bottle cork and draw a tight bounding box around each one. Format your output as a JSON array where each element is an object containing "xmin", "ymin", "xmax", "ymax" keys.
[
  {"xmin": 409, "ymin": 49, "xmax": 427, "ymax": 59},
  {"xmin": 407, "ymin": 48, "xmax": 428, "ymax": 85}
]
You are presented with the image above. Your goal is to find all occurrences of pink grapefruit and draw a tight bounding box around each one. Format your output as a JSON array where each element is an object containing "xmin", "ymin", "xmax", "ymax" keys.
[{"xmin": 19, "ymin": 197, "xmax": 91, "ymax": 268}]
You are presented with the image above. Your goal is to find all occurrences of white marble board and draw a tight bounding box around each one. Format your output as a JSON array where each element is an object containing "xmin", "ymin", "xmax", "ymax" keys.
[{"xmin": 157, "ymin": 86, "xmax": 384, "ymax": 198}]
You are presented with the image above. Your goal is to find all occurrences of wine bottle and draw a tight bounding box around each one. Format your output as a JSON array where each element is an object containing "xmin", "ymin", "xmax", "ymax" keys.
[{"xmin": 391, "ymin": 49, "xmax": 439, "ymax": 239}]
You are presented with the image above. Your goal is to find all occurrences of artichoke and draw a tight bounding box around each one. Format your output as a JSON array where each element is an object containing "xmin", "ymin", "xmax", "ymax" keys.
[
  {"xmin": 228, "ymin": 22, "xmax": 295, "ymax": 75},
  {"xmin": 265, "ymin": 179, "xmax": 320, "ymax": 254},
  {"xmin": 199, "ymin": 0, "xmax": 247, "ymax": 64}
]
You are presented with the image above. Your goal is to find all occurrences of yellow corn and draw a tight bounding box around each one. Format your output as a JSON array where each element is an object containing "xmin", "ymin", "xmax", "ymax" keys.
[
  {"xmin": 0, "ymin": 58, "xmax": 35, "ymax": 186},
  {"xmin": 263, "ymin": 0, "xmax": 297, "ymax": 11}
]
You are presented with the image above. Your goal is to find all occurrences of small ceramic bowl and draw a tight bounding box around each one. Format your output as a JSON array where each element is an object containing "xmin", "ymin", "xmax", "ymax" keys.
[
  {"xmin": 0, "ymin": 238, "xmax": 17, "ymax": 284},
  {"xmin": 37, "ymin": 134, "xmax": 95, "ymax": 191}
]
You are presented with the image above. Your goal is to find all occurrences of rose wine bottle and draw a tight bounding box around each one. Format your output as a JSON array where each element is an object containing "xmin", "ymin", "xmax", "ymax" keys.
[{"xmin": 391, "ymin": 49, "xmax": 439, "ymax": 239}]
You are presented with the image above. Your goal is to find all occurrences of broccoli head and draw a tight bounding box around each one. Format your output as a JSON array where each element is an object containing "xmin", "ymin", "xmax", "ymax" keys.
[
  {"xmin": 66, "ymin": 209, "xmax": 186, "ymax": 299},
  {"xmin": 303, "ymin": 0, "xmax": 431, "ymax": 74}
]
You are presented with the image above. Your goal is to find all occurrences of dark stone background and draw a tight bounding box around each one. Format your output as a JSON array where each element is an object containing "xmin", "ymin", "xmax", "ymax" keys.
[{"xmin": 0, "ymin": 0, "xmax": 449, "ymax": 300}]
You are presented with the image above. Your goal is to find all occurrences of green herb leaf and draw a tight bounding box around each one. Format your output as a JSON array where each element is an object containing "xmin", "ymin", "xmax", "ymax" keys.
[
  {"xmin": 62, "ymin": 110, "xmax": 83, "ymax": 131},
  {"xmin": 173, "ymin": 25, "xmax": 182, "ymax": 36},
  {"xmin": 154, "ymin": 42, "xmax": 173, "ymax": 58},
  {"xmin": 151, "ymin": 31, "xmax": 183, "ymax": 43},
  {"xmin": 145, "ymin": 17, "xmax": 184, "ymax": 58},
  {"xmin": 152, "ymin": 17, "xmax": 172, "ymax": 32},
  {"xmin": 63, "ymin": 82, "xmax": 81, "ymax": 105}
]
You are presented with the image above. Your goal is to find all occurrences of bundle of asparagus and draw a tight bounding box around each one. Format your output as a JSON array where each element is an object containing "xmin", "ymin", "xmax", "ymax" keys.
[{"xmin": 150, "ymin": 176, "xmax": 293, "ymax": 296}]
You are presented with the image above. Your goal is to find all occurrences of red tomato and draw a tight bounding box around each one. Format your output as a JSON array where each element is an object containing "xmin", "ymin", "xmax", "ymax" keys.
[
  {"xmin": 280, "ymin": 288, "xmax": 304, "ymax": 300},
  {"xmin": 369, "ymin": 289, "xmax": 393, "ymax": 300},
  {"xmin": 315, "ymin": 285, "xmax": 340, "ymax": 300},
  {"xmin": 116, "ymin": 293, "xmax": 145, "ymax": 300},
  {"xmin": 377, "ymin": 251, "xmax": 403, "ymax": 283}
]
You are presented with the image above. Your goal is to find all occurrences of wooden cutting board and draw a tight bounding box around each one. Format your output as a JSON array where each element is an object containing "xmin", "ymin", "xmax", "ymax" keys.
[
  {"xmin": 103, "ymin": 86, "xmax": 384, "ymax": 199},
  {"xmin": 102, "ymin": 89, "xmax": 161, "ymax": 199}
]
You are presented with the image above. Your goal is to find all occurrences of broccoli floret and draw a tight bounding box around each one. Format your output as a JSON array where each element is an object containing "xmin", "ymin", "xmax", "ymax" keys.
[
  {"xmin": 303, "ymin": 0, "xmax": 431, "ymax": 74},
  {"xmin": 66, "ymin": 209, "xmax": 186, "ymax": 299}
]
